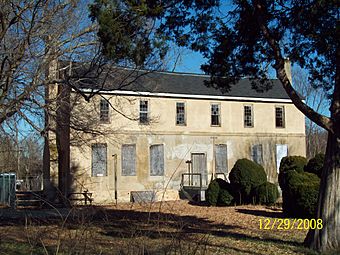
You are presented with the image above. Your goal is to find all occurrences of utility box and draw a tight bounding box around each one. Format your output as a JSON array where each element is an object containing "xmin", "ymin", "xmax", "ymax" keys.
[{"xmin": 0, "ymin": 173, "xmax": 16, "ymax": 208}]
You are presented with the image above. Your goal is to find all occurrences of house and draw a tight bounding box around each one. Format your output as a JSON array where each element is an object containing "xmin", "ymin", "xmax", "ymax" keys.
[{"xmin": 47, "ymin": 62, "xmax": 306, "ymax": 204}]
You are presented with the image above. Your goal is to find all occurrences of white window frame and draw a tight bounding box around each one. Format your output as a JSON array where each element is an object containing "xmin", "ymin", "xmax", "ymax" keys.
[
  {"xmin": 211, "ymin": 103, "xmax": 221, "ymax": 126},
  {"xmin": 100, "ymin": 99, "xmax": 110, "ymax": 123},
  {"xmin": 139, "ymin": 99, "xmax": 149, "ymax": 124},
  {"xmin": 275, "ymin": 106, "xmax": 285, "ymax": 128}
]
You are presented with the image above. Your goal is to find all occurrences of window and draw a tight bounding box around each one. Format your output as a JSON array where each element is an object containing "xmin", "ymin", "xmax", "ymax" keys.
[
  {"xmin": 215, "ymin": 144, "xmax": 228, "ymax": 174},
  {"xmin": 100, "ymin": 99, "xmax": 109, "ymax": 122},
  {"xmin": 122, "ymin": 144, "xmax": 136, "ymax": 176},
  {"xmin": 211, "ymin": 104, "xmax": 221, "ymax": 126},
  {"xmin": 276, "ymin": 144, "xmax": 288, "ymax": 173},
  {"xmin": 176, "ymin": 102, "xmax": 186, "ymax": 125},
  {"xmin": 92, "ymin": 143, "xmax": 107, "ymax": 176},
  {"xmin": 150, "ymin": 144, "xmax": 164, "ymax": 176},
  {"xmin": 139, "ymin": 100, "xmax": 149, "ymax": 124},
  {"xmin": 251, "ymin": 144, "xmax": 263, "ymax": 165},
  {"xmin": 244, "ymin": 105, "xmax": 253, "ymax": 127},
  {"xmin": 275, "ymin": 106, "xmax": 285, "ymax": 128}
]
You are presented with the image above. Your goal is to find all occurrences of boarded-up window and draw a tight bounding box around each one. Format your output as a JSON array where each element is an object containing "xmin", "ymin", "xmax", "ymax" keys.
[
  {"xmin": 122, "ymin": 144, "xmax": 136, "ymax": 176},
  {"xmin": 92, "ymin": 144, "xmax": 107, "ymax": 176},
  {"xmin": 150, "ymin": 144, "xmax": 164, "ymax": 176},
  {"xmin": 252, "ymin": 144, "xmax": 263, "ymax": 165},
  {"xmin": 276, "ymin": 144, "xmax": 288, "ymax": 173},
  {"xmin": 215, "ymin": 144, "xmax": 228, "ymax": 174}
]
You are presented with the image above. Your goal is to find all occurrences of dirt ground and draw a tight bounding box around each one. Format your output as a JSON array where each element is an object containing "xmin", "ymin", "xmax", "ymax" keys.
[{"xmin": 0, "ymin": 200, "xmax": 315, "ymax": 255}]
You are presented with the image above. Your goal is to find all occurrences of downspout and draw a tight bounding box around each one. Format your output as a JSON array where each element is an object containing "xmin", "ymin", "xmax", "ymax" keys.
[{"xmin": 113, "ymin": 154, "xmax": 118, "ymax": 205}]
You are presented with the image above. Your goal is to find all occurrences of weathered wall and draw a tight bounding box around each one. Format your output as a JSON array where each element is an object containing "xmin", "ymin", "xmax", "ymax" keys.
[{"xmin": 62, "ymin": 94, "xmax": 306, "ymax": 204}]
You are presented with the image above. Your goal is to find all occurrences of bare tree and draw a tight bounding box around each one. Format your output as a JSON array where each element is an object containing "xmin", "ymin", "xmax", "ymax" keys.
[{"xmin": 292, "ymin": 66, "xmax": 328, "ymax": 158}]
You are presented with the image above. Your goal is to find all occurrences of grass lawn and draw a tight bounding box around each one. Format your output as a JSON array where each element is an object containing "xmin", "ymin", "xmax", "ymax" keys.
[{"xmin": 0, "ymin": 200, "xmax": 318, "ymax": 254}]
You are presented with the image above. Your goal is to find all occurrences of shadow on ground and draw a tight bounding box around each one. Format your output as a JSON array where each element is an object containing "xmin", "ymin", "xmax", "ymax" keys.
[
  {"xmin": 0, "ymin": 202, "xmax": 311, "ymax": 255},
  {"xmin": 235, "ymin": 208, "xmax": 284, "ymax": 218}
]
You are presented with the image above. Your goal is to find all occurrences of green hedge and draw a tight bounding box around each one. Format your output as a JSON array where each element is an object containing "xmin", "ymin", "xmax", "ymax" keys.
[
  {"xmin": 206, "ymin": 179, "xmax": 220, "ymax": 206},
  {"xmin": 253, "ymin": 182, "xmax": 279, "ymax": 205},
  {"xmin": 281, "ymin": 170, "xmax": 320, "ymax": 218},
  {"xmin": 279, "ymin": 156, "xmax": 307, "ymax": 174},
  {"xmin": 229, "ymin": 158, "xmax": 267, "ymax": 204},
  {"xmin": 278, "ymin": 156, "xmax": 308, "ymax": 188},
  {"xmin": 206, "ymin": 178, "xmax": 233, "ymax": 206},
  {"xmin": 304, "ymin": 153, "xmax": 324, "ymax": 178}
]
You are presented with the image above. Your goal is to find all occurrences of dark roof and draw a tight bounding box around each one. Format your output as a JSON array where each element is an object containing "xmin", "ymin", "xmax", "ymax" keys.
[{"xmin": 66, "ymin": 63, "xmax": 290, "ymax": 100}]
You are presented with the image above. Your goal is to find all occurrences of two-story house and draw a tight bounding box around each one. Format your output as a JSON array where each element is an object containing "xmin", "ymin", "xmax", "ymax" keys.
[{"xmin": 48, "ymin": 64, "xmax": 306, "ymax": 203}]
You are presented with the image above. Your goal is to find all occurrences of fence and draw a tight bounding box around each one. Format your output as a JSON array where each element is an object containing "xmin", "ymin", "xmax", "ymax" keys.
[{"xmin": 0, "ymin": 173, "xmax": 16, "ymax": 208}]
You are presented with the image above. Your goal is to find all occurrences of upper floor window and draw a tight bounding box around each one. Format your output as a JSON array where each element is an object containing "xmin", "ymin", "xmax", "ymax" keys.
[
  {"xmin": 100, "ymin": 99, "xmax": 109, "ymax": 122},
  {"xmin": 176, "ymin": 102, "xmax": 186, "ymax": 125},
  {"xmin": 244, "ymin": 105, "xmax": 253, "ymax": 127},
  {"xmin": 275, "ymin": 106, "xmax": 285, "ymax": 128},
  {"xmin": 211, "ymin": 104, "xmax": 221, "ymax": 126},
  {"xmin": 139, "ymin": 100, "xmax": 149, "ymax": 124},
  {"xmin": 91, "ymin": 143, "xmax": 107, "ymax": 177}
]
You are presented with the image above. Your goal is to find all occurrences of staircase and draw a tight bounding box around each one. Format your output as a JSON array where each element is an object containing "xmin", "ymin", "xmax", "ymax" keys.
[{"xmin": 15, "ymin": 191, "xmax": 44, "ymax": 209}]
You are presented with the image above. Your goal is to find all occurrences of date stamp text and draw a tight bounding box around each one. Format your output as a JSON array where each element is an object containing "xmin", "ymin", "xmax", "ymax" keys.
[{"xmin": 259, "ymin": 218, "xmax": 323, "ymax": 230}]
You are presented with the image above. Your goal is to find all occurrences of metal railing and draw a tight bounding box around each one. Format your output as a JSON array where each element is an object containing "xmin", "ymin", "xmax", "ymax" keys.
[{"xmin": 181, "ymin": 173, "xmax": 202, "ymax": 188}]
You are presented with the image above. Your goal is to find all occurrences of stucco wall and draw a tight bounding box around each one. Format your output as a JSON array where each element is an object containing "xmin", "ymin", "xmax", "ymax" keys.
[{"xmin": 51, "ymin": 94, "xmax": 307, "ymax": 204}]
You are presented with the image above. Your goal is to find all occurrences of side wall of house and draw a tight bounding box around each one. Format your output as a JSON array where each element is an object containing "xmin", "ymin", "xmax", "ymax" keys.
[{"xmin": 54, "ymin": 94, "xmax": 306, "ymax": 203}]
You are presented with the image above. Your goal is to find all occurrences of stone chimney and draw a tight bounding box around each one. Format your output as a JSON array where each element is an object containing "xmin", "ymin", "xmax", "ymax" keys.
[{"xmin": 284, "ymin": 58, "xmax": 292, "ymax": 84}]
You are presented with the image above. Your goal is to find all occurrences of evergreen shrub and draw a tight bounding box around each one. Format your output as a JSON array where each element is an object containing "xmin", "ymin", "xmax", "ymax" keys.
[
  {"xmin": 229, "ymin": 158, "xmax": 267, "ymax": 204},
  {"xmin": 254, "ymin": 182, "xmax": 279, "ymax": 205},
  {"xmin": 206, "ymin": 178, "xmax": 233, "ymax": 206},
  {"xmin": 304, "ymin": 153, "xmax": 324, "ymax": 178}
]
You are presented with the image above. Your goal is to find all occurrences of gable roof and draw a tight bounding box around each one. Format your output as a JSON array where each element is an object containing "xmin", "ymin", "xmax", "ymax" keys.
[{"xmin": 65, "ymin": 63, "xmax": 291, "ymax": 101}]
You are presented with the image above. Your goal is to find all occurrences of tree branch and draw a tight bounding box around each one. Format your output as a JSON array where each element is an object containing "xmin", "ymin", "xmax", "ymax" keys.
[{"xmin": 253, "ymin": 1, "xmax": 333, "ymax": 134}]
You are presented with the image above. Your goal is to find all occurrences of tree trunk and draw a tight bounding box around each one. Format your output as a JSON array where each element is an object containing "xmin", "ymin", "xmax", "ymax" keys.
[
  {"xmin": 304, "ymin": 131, "xmax": 340, "ymax": 252},
  {"xmin": 56, "ymin": 83, "xmax": 71, "ymax": 197},
  {"xmin": 305, "ymin": 23, "xmax": 340, "ymax": 251}
]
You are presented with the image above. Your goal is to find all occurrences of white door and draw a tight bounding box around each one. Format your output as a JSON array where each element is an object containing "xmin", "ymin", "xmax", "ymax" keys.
[{"xmin": 276, "ymin": 144, "xmax": 288, "ymax": 173}]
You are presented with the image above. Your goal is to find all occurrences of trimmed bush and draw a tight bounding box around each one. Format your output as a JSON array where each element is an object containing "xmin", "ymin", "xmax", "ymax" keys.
[
  {"xmin": 218, "ymin": 188, "xmax": 233, "ymax": 206},
  {"xmin": 278, "ymin": 156, "xmax": 308, "ymax": 189},
  {"xmin": 229, "ymin": 158, "xmax": 267, "ymax": 204},
  {"xmin": 206, "ymin": 178, "xmax": 234, "ymax": 206},
  {"xmin": 279, "ymin": 156, "xmax": 307, "ymax": 174},
  {"xmin": 253, "ymin": 182, "xmax": 279, "ymax": 205},
  {"xmin": 305, "ymin": 153, "xmax": 324, "ymax": 178},
  {"xmin": 206, "ymin": 179, "xmax": 220, "ymax": 206},
  {"xmin": 281, "ymin": 170, "xmax": 320, "ymax": 218}
]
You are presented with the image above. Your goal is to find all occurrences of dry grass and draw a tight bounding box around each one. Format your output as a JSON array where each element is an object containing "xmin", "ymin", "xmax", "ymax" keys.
[{"xmin": 0, "ymin": 200, "xmax": 316, "ymax": 255}]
